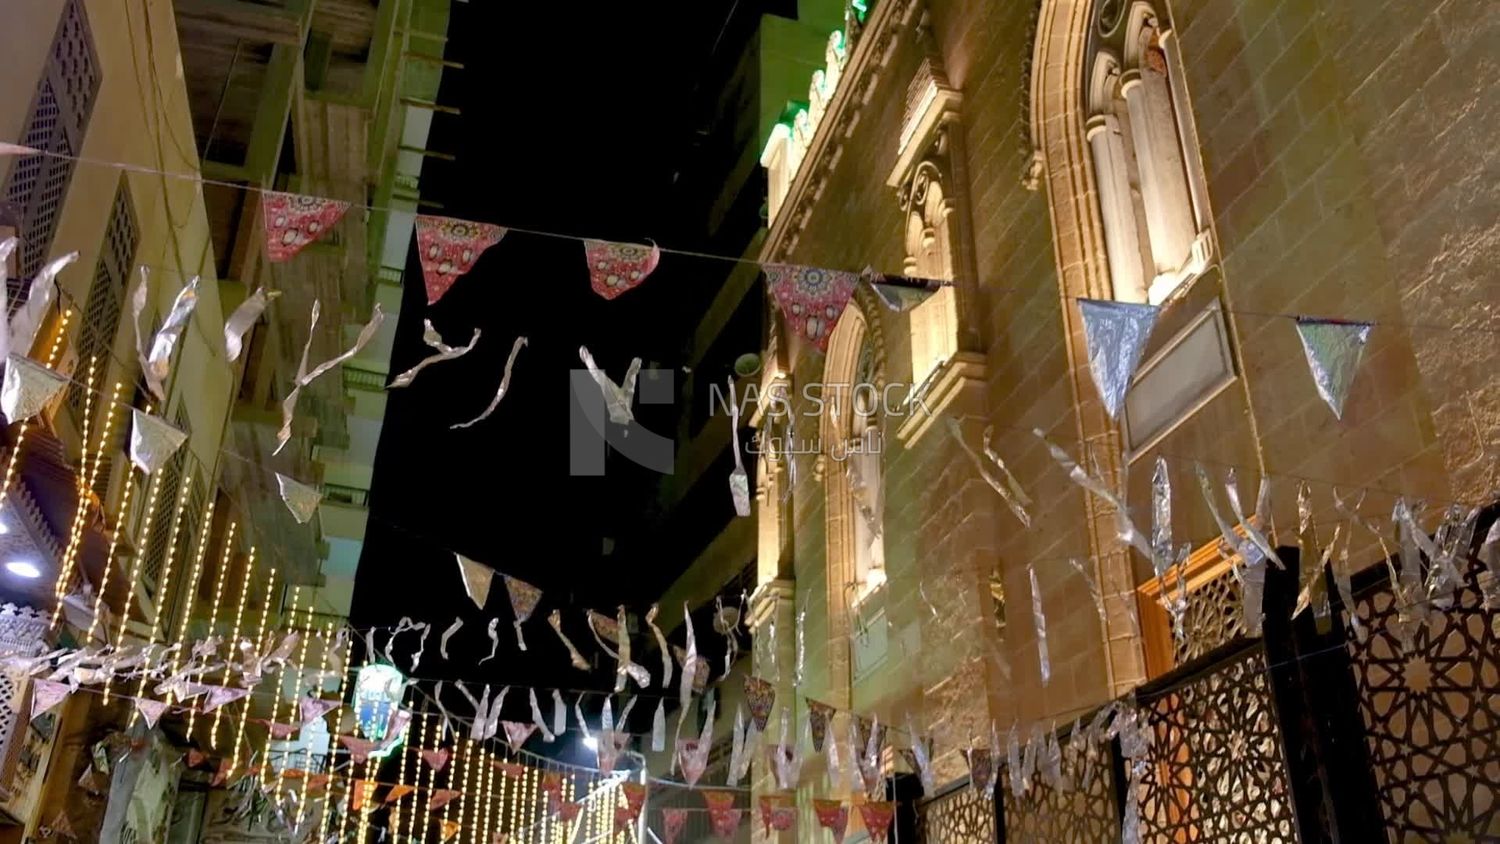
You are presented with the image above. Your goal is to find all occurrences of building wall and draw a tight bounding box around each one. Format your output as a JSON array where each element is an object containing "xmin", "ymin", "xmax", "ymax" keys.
[{"xmin": 749, "ymin": 0, "xmax": 1498, "ymax": 824}]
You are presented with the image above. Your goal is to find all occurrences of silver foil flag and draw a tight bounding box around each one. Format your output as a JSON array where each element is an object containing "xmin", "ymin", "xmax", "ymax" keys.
[
  {"xmin": 275, "ymin": 473, "xmax": 322, "ymax": 524},
  {"xmin": 129, "ymin": 409, "xmax": 189, "ymax": 474},
  {"xmin": 223, "ymin": 287, "xmax": 279, "ymax": 362},
  {"xmin": 439, "ymin": 618, "xmax": 462, "ymax": 661},
  {"xmin": 578, "ymin": 346, "xmax": 641, "ymax": 426},
  {"xmin": 1029, "ymin": 564, "xmax": 1050, "ymax": 686},
  {"xmin": 946, "ymin": 417, "xmax": 1032, "ymax": 527},
  {"xmin": 143, "ymin": 276, "xmax": 201, "ymax": 399},
  {"xmin": 1294, "ymin": 318, "xmax": 1372, "ymax": 420},
  {"xmin": 1076, "ymin": 298, "xmax": 1158, "ymax": 419},
  {"xmin": 275, "ymin": 300, "xmax": 385, "ymax": 454},
  {"xmin": 1, "ymin": 355, "xmax": 68, "ymax": 423},
  {"xmin": 0, "ymin": 239, "xmax": 15, "ymax": 362},
  {"xmin": 451, "ymin": 336, "xmax": 527, "ymax": 429},
  {"xmin": 10, "ymin": 252, "xmax": 77, "ymax": 357},
  {"xmin": 478, "ymin": 618, "xmax": 501, "ymax": 665},
  {"xmin": 389, "ymin": 320, "xmax": 482, "ymax": 389},
  {"xmin": 454, "ymin": 553, "xmax": 494, "ymax": 609},
  {"xmin": 727, "ymin": 378, "xmax": 751, "ymax": 517},
  {"xmin": 549, "ymin": 610, "xmax": 590, "ymax": 671},
  {"xmin": 645, "ymin": 604, "xmax": 672, "ymax": 688}
]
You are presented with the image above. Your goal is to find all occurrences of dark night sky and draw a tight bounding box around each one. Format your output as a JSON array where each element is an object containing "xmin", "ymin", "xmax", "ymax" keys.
[{"xmin": 348, "ymin": 1, "xmax": 781, "ymax": 738}]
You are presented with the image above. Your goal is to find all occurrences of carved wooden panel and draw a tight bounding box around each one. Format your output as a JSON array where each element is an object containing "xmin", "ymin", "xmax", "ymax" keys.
[
  {"xmin": 1136, "ymin": 645, "xmax": 1300, "ymax": 842},
  {"xmin": 919, "ymin": 780, "xmax": 993, "ymax": 843},
  {"xmin": 1345, "ymin": 557, "xmax": 1500, "ymax": 839}
]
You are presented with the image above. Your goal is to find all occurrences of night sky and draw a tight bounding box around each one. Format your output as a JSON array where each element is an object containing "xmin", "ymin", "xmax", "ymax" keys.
[{"xmin": 349, "ymin": 1, "xmax": 783, "ymax": 749}]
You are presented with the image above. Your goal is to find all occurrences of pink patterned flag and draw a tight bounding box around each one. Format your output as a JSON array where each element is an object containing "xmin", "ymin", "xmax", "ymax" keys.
[
  {"xmin": 764, "ymin": 264, "xmax": 860, "ymax": 352},
  {"xmin": 421, "ymin": 748, "xmax": 451, "ymax": 772},
  {"xmin": 660, "ymin": 808, "xmax": 690, "ymax": 844},
  {"xmin": 858, "ymin": 801, "xmax": 896, "ymax": 842},
  {"xmin": 134, "ymin": 698, "xmax": 168, "ymax": 730},
  {"xmin": 30, "ymin": 680, "xmax": 71, "ymax": 721},
  {"xmin": 744, "ymin": 676, "xmax": 776, "ymax": 732},
  {"xmin": 703, "ymin": 791, "xmax": 742, "ymax": 838},
  {"xmin": 583, "ymin": 239, "xmax": 661, "ymax": 300},
  {"xmin": 815, "ymin": 799, "xmax": 850, "ymax": 843},
  {"xmin": 262, "ymin": 192, "xmax": 350, "ymax": 263},
  {"xmin": 415, "ymin": 215, "xmax": 506, "ymax": 304}
]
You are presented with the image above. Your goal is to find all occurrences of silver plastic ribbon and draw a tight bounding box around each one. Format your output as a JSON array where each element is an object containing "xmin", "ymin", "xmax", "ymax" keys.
[
  {"xmin": 451, "ymin": 336, "xmax": 527, "ymax": 429},
  {"xmin": 645, "ymin": 604, "xmax": 672, "ymax": 689},
  {"xmin": 223, "ymin": 287, "xmax": 279, "ymax": 362},
  {"xmin": 727, "ymin": 378, "xmax": 751, "ymax": 517},
  {"xmin": 2, "ymin": 355, "xmax": 69, "ymax": 423},
  {"xmin": 1076, "ymin": 298, "xmax": 1158, "ymax": 419},
  {"xmin": 478, "ymin": 618, "xmax": 501, "ymax": 665},
  {"xmin": 529, "ymin": 688, "xmax": 554, "ymax": 742},
  {"xmin": 389, "ymin": 320, "xmax": 481, "ymax": 389},
  {"xmin": 946, "ymin": 417, "xmax": 1032, "ymax": 527},
  {"xmin": 275, "ymin": 473, "xmax": 322, "ymax": 524},
  {"xmin": 10, "ymin": 251, "xmax": 77, "ymax": 357},
  {"xmin": 439, "ymin": 618, "xmax": 462, "ymax": 661},
  {"xmin": 1294, "ymin": 318, "xmax": 1372, "ymax": 420},
  {"xmin": 548, "ymin": 610, "xmax": 590, "ymax": 671},
  {"xmin": 275, "ymin": 300, "xmax": 385, "ymax": 454},
  {"xmin": 578, "ymin": 346, "xmax": 641, "ymax": 426},
  {"xmin": 129, "ymin": 408, "xmax": 189, "ymax": 474},
  {"xmin": 143, "ymin": 276, "xmax": 201, "ymax": 399},
  {"xmin": 1029, "ymin": 564, "xmax": 1050, "ymax": 686}
]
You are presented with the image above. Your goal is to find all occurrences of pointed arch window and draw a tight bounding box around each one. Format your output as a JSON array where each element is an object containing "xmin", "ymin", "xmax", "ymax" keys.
[{"xmin": 1086, "ymin": 1, "xmax": 1212, "ymax": 305}]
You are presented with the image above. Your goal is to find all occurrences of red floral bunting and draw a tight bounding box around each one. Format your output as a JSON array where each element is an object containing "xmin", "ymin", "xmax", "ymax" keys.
[
  {"xmin": 764, "ymin": 263, "xmax": 860, "ymax": 352},
  {"xmin": 415, "ymin": 215, "xmax": 506, "ymax": 304},
  {"xmin": 815, "ymin": 798, "xmax": 850, "ymax": 843},
  {"xmin": 584, "ymin": 239, "xmax": 661, "ymax": 300},
  {"xmin": 262, "ymin": 192, "xmax": 349, "ymax": 263},
  {"xmin": 858, "ymin": 801, "xmax": 896, "ymax": 842},
  {"xmin": 744, "ymin": 675, "xmax": 776, "ymax": 732}
]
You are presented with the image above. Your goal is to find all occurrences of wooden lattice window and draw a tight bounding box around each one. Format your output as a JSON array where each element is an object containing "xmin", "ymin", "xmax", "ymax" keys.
[
  {"xmin": 2, "ymin": 0, "xmax": 99, "ymax": 287},
  {"xmin": 68, "ymin": 177, "xmax": 137, "ymax": 419}
]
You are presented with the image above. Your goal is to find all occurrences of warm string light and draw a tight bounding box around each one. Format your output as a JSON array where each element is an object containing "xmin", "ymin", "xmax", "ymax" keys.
[
  {"xmin": 213, "ymin": 546, "xmax": 254, "ymax": 747},
  {"xmin": 48, "ymin": 355, "xmax": 98, "ymax": 630},
  {"xmin": 186, "ymin": 519, "xmax": 235, "ymax": 737},
  {"xmin": 232, "ymin": 564, "xmax": 275, "ymax": 772},
  {"xmin": 130, "ymin": 469, "xmax": 196, "ymax": 720},
  {"xmin": 103, "ymin": 467, "xmax": 165, "ymax": 703}
]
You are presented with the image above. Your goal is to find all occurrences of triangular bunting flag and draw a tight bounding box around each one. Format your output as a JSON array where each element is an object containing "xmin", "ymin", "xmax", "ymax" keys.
[
  {"xmin": 455, "ymin": 553, "xmax": 495, "ymax": 609},
  {"xmin": 1, "ymin": 355, "xmax": 69, "ymax": 423},
  {"xmin": 502, "ymin": 575, "xmax": 541, "ymax": 650},
  {"xmin": 814, "ymin": 798, "xmax": 850, "ymax": 843},
  {"xmin": 858, "ymin": 801, "xmax": 896, "ymax": 842},
  {"xmin": 583, "ymin": 239, "xmax": 661, "ymax": 300},
  {"xmin": 384, "ymin": 784, "xmax": 416, "ymax": 805},
  {"xmin": 1294, "ymin": 317, "xmax": 1373, "ymax": 420},
  {"xmin": 421, "ymin": 748, "xmax": 451, "ymax": 772},
  {"xmin": 439, "ymin": 819, "xmax": 462, "ymax": 841},
  {"xmin": 134, "ymin": 698, "xmax": 168, "ymax": 730},
  {"xmin": 415, "ymin": 215, "xmax": 506, "ymax": 304},
  {"xmin": 30, "ymin": 680, "xmax": 70, "ymax": 721},
  {"xmin": 1076, "ymin": 298, "xmax": 1158, "ymax": 419},
  {"xmin": 764, "ymin": 263, "xmax": 860, "ymax": 352},
  {"xmin": 262, "ymin": 192, "xmax": 350, "ymax": 263},
  {"xmin": 299, "ymin": 697, "xmax": 339, "ymax": 725},
  {"xmin": 428, "ymin": 789, "xmax": 461, "ymax": 812},
  {"xmin": 275, "ymin": 473, "xmax": 323, "ymax": 524},
  {"xmin": 661, "ymin": 808, "xmax": 690, "ymax": 844},
  {"xmin": 129, "ymin": 408, "xmax": 189, "ymax": 475},
  {"xmin": 744, "ymin": 676, "xmax": 776, "ymax": 732},
  {"xmin": 201, "ymin": 686, "xmax": 250, "ymax": 714}
]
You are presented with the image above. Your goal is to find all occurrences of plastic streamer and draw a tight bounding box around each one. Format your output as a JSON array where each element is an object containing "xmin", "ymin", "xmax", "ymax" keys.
[
  {"xmin": 451, "ymin": 335, "xmax": 528, "ymax": 429},
  {"xmin": 478, "ymin": 619, "xmax": 501, "ymax": 665},
  {"xmin": 644, "ymin": 604, "xmax": 673, "ymax": 689},
  {"xmin": 388, "ymin": 320, "xmax": 482, "ymax": 388},
  {"xmin": 224, "ymin": 287, "xmax": 279, "ymax": 361},
  {"xmin": 276, "ymin": 300, "xmax": 385, "ymax": 454},
  {"xmin": 142, "ymin": 276, "xmax": 201, "ymax": 399},
  {"xmin": 578, "ymin": 346, "xmax": 641, "ymax": 426},
  {"xmin": 548, "ymin": 610, "xmax": 590, "ymax": 671},
  {"xmin": 945, "ymin": 417, "xmax": 1032, "ymax": 527},
  {"xmin": 439, "ymin": 618, "xmax": 463, "ymax": 661},
  {"xmin": 1028, "ymin": 565, "xmax": 1050, "ymax": 686}
]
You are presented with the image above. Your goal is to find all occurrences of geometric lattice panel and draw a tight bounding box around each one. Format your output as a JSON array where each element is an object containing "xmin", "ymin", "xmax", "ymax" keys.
[
  {"xmin": 1136, "ymin": 645, "xmax": 1300, "ymax": 842},
  {"xmin": 1001, "ymin": 730, "xmax": 1118, "ymax": 843},
  {"xmin": 919, "ymin": 780, "xmax": 994, "ymax": 843},
  {"xmin": 1174, "ymin": 565, "xmax": 1249, "ymax": 665},
  {"xmin": 1345, "ymin": 557, "xmax": 1500, "ymax": 840}
]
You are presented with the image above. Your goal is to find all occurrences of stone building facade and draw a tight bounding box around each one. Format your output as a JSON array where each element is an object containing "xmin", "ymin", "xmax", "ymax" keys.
[{"xmin": 745, "ymin": 0, "xmax": 1498, "ymax": 839}]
